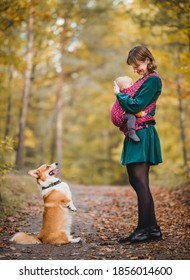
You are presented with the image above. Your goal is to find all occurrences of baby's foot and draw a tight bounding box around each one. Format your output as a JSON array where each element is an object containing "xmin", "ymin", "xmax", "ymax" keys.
[{"xmin": 128, "ymin": 130, "xmax": 140, "ymax": 142}]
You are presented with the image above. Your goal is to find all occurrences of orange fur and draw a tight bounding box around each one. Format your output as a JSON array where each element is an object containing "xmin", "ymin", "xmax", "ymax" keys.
[
  {"xmin": 10, "ymin": 163, "xmax": 80, "ymax": 245},
  {"xmin": 37, "ymin": 190, "xmax": 71, "ymax": 244}
]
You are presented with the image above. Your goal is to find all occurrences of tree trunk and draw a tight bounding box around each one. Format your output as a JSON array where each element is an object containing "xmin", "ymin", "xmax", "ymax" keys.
[
  {"xmin": 4, "ymin": 66, "xmax": 13, "ymax": 138},
  {"xmin": 176, "ymin": 74, "xmax": 189, "ymax": 173},
  {"xmin": 176, "ymin": 47, "xmax": 189, "ymax": 174},
  {"xmin": 55, "ymin": 18, "xmax": 68, "ymax": 176},
  {"xmin": 15, "ymin": 4, "xmax": 34, "ymax": 169},
  {"xmin": 56, "ymin": 71, "xmax": 64, "ymax": 174}
]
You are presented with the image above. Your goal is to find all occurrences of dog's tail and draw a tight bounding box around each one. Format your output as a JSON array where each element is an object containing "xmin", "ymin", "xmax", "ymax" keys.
[{"xmin": 10, "ymin": 232, "xmax": 41, "ymax": 244}]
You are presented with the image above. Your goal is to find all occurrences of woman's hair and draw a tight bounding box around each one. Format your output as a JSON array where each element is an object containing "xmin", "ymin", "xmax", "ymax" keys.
[{"xmin": 126, "ymin": 45, "xmax": 157, "ymax": 72}]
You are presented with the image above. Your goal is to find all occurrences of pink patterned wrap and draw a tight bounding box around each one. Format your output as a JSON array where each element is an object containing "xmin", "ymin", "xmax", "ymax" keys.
[{"xmin": 111, "ymin": 72, "xmax": 160, "ymax": 136}]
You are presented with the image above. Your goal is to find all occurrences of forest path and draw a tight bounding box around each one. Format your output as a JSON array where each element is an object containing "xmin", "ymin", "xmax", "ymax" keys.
[{"xmin": 0, "ymin": 184, "xmax": 189, "ymax": 260}]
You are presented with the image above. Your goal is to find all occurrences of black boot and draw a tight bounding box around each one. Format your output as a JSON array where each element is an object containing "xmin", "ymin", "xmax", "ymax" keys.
[
  {"xmin": 119, "ymin": 226, "xmax": 162, "ymax": 244},
  {"xmin": 118, "ymin": 227, "xmax": 149, "ymax": 244},
  {"xmin": 149, "ymin": 225, "xmax": 162, "ymax": 241}
]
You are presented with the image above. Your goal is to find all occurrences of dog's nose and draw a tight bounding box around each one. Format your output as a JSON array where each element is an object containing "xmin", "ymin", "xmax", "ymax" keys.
[{"xmin": 55, "ymin": 162, "xmax": 58, "ymax": 166}]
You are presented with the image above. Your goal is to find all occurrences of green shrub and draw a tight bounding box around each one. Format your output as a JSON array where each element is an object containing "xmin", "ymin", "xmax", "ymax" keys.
[
  {"xmin": 0, "ymin": 137, "xmax": 15, "ymax": 175},
  {"xmin": 0, "ymin": 173, "xmax": 37, "ymax": 219}
]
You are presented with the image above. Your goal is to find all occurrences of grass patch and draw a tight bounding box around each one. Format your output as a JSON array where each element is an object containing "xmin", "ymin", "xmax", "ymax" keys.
[{"xmin": 0, "ymin": 172, "xmax": 38, "ymax": 220}]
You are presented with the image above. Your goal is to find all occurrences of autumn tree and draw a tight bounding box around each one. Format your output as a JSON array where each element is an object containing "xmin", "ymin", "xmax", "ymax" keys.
[{"xmin": 15, "ymin": 3, "xmax": 35, "ymax": 170}]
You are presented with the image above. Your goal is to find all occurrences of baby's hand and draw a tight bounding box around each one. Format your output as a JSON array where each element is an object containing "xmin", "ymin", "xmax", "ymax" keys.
[
  {"xmin": 113, "ymin": 81, "xmax": 120, "ymax": 95},
  {"xmin": 141, "ymin": 111, "xmax": 147, "ymax": 117}
]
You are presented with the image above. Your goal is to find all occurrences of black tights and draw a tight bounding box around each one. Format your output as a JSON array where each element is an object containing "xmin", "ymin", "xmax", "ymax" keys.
[{"xmin": 127, "ymin": 162, "xmax": 157, "ymax": 229}]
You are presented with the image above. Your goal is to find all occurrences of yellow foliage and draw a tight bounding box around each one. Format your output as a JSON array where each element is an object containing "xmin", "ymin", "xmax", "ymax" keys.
[{"xmin": 24, "ymin": 128, "xmax": 36, "ymax": 148}]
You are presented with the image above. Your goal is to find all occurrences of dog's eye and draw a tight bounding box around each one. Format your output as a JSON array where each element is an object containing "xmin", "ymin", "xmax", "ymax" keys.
[{"xmin": 46, "ymin": 165, "xmax": 51, "ymax": 169}]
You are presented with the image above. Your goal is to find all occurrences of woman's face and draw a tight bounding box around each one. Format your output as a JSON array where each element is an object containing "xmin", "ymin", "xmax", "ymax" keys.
[{"xmin": 130, "ymin": 58, "xmax": 150, "ymax": 76}]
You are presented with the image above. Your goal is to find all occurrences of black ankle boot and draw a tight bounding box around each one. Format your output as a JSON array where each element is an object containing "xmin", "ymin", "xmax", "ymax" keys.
[
  {"xmin": 118, "ymin": 234, "xmax": 132, "ymax": 244},
  {"xmin": 118, "ymin": 226, "xmax": 162, "ymax": 244},
  {"xmin": 149, "ymin": 225, "xmax": 162, "ymax": 240},
  {"xmin": 118, "ymin": 227, "xmax": 149, "ymax": 244}
]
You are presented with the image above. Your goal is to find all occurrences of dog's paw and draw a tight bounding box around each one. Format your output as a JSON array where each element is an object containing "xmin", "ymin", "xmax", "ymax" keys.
[
  {"xmin": 70, "ymin": 237, "xmax": 81, "ymax": 243},
  {"xmin": 69, "ymin": 206, "xmax": 77, "ymax": 212},
  {"xmin": 67, "ymin": 202, "xmax": 77, "ymax": 211}
]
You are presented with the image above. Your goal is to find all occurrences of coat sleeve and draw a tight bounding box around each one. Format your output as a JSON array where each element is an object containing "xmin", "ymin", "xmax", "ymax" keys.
[{"xmin": 116, "ymin": 76, "xmax": 162, "ymax": 114}]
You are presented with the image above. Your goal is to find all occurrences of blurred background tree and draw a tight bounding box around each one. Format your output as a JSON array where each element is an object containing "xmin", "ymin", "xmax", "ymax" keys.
[{"xmin": 0, "ymin": 0, "xmax": 189, "ymax": 186}]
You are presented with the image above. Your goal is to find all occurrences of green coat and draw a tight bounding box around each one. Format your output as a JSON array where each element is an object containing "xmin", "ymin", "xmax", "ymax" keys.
[{"xmin": 116, "ymin": 75, "xmax": 163, "ymax": 166}]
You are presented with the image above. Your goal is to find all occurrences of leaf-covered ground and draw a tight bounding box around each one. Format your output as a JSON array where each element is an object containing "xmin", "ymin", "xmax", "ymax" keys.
[{"xmin": 0, "ymin": 185, "xmax": 189, "ymax": 260}]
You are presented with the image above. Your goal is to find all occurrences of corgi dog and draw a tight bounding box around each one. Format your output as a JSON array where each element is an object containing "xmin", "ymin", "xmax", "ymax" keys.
[{"xmin": 10, "ymin": 162, "xmax": 81, "ymax": 245}]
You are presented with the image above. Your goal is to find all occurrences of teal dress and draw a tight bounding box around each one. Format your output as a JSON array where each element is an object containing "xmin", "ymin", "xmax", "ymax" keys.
[{"xmin": 116, "ymin": 75, "xmax": 163, "ymax": 166}]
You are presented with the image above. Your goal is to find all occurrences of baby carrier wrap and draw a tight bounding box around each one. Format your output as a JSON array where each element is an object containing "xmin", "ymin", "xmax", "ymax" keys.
[{"xmin": 111, "ymin": 72, "xmax": 159, "ymax": 136}]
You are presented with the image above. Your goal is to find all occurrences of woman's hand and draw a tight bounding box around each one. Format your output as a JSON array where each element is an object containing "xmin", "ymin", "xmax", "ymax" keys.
[{"xmin": 113, "ymin": 81, "xmax": 120, "ymax": 95}]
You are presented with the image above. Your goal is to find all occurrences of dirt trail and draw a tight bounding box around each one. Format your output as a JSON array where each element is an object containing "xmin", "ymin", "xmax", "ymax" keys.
[{"xmin": 0, "ymin": 185, "xmax": 189, "ymax": 260}]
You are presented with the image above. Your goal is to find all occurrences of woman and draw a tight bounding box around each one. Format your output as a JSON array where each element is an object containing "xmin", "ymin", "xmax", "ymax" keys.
[{"xmin": 113, "ymin": 45, "xmax": 163, "ymax": 243}]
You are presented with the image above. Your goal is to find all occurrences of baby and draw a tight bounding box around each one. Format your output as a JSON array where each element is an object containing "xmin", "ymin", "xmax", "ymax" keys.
[{"xmin": 114, "ymin": 76, "xmax": 146, "ymax": 142}]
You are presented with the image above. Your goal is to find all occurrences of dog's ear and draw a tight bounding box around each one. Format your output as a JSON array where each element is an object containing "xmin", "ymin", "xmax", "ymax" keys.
[{"xmin": 28, "ymin": 169, "xmax": 39, "ymax": 178}]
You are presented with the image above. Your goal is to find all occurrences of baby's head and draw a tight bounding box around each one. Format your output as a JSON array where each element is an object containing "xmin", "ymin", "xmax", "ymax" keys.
[{"xmin": 115, "ymin": 76, "xmax": 133, "ymax": 90}]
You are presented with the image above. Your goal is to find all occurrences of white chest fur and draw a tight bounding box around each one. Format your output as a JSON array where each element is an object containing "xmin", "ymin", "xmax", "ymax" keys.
[{"xmin": 41, "ymin": 182, "xmax": 72, "ymax": 198}]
